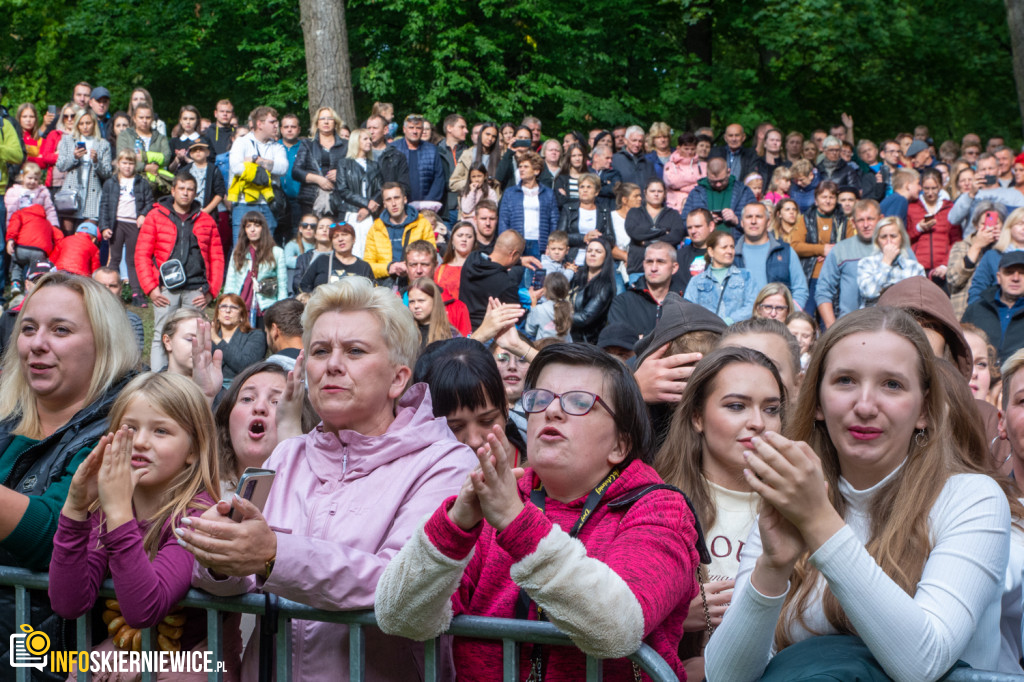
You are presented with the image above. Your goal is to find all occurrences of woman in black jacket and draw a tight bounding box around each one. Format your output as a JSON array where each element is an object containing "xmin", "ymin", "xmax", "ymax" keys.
[
  {"xmin": 557, "ymin": 173, "xmax": 613, "ymax": 254},
  {"xmin": 570, "ymin": 236, "xmax": 616, "ymax": 344},
  {"xmin": 332, "ymin": 129, "xmax": 381, "ymax": 258},
  {"xmin": 291, "ymin": 107, "xmax": 347, "ymax": 217},
  {"xmin": 624, "ymin": 178, "xmax": 686, "ymax": 279}
]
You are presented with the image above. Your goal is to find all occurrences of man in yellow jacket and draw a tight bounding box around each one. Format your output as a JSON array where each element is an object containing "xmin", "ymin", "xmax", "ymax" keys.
[{"xmin": 364, "ymin": 182, "xmax": 436, "ymax": 281}]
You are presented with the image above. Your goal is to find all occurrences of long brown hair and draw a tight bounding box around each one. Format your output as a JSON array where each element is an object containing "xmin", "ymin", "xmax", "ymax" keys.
[
  {"xmin": 655, "ymin": 346, "xmax": 786, "ymax": 531},
  {"xmin": 105, "ymin": 373, "xmax": 219, "ymax": 558},
  {"xmin": 408, "ymin": 278, "xmax": 453, "ymax": 345},
  {"xmin": 775, "ymin": 306, "xmax": 977, "ymax": 649},
  {"xmin": 233, "ymin": 211, "xmax": 277, "ymax": 271}
]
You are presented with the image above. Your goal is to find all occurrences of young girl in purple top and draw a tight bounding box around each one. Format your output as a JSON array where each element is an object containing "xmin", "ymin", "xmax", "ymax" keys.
[{"xmin": 48, "ymin": 373, "xmax": 221, "ymax": 679}]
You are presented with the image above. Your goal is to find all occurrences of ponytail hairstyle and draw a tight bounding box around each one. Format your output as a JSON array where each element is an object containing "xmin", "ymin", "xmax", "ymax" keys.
[
  {"xmin": 105, "ymin": 373, "xmax": 219, "ymax": 558},
  {"xmin": 543, "ymin": 272, "xmax": 572, "ymax": 338}
]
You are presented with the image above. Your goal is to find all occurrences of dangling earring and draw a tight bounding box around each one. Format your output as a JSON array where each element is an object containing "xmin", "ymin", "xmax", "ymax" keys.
[{"xmin": 914, "ymin": 428, "xmax": 928, "ymax": 448}]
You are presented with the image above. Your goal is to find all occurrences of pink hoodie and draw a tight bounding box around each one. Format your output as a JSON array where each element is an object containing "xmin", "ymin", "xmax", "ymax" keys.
[
  {"xmin": 663, "ymin": 151, "xmax": 706, "ymax": 213},
  {"xmin": 193, "ymin": 383, "xmax": 477, "ymax": 682}
]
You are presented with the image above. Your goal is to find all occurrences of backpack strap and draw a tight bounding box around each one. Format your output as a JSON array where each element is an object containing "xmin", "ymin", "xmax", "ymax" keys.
[{"xmin": 608, "ymin": 483, "xmax": 711, "ymax": 565}]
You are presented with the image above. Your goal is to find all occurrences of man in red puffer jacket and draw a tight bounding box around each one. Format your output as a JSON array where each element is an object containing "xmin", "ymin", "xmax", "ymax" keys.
[{"xmin": 135, "ymin": 172, "xmax": 223, "ymax": 369}]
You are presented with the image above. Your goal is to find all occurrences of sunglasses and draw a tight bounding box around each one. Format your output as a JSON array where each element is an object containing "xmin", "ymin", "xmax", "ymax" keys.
[
  {"xmin": 63, "ymin": 114, "xmax": 75, "ymax": 120},
  {"xmin": 521, "ymin": 389, "xmax": 616, "ymax": 418},
  {"xmin": 299, "ymin": 222, "xmax": 317, "ymax": 228}
]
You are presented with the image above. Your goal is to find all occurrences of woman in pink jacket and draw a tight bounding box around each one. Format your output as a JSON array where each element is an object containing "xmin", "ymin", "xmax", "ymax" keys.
[
  {"xmin": 664, "ymin": 132, "xmax": 707, "ymax": 213},
  {"xmin": 178, "ymin": 277, "xmax": 477, "ymax": 681},
  {"xmin": 376, "ymin": 343, "xmax": 702, "ymax": 681}
]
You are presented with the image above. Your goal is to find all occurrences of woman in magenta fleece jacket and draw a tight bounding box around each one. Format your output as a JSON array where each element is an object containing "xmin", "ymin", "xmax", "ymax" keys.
[{"xmin": 376, "ymin": 343, "xmax": 702, "ymax": 681}]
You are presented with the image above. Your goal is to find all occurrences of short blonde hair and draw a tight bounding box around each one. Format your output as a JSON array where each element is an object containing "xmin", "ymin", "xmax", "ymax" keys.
[
  {"xmin": 872, "ymin": 215, "xmax": 913, "ymax": 252},
  {"xmin": 302, "ymin": 277, "xmax": 420, "ymax": 372},
  {"xmin": 309, "ymin": 107, "xmax": 345, "ymax": 139},
  {"xmin": 0, "ymin": 272, "xmax": 140, "ymax": 438},
  {"xmin": 646, "ymin": 122, "xmax": 671, "ymax": 149},
  {"xmin": 753, "ymin": 283, "xmax": 794, "ymax": 317}
]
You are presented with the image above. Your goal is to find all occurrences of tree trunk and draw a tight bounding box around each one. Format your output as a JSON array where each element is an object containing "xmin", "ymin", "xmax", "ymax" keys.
[
  {"xmin": 1007, "ymin": 0, "xmax": 1024, "ymax": 138},
  {"xmin": 685, "ymin": 4, "xmax": 713, "ymax": 130},
  {"xmin": 299, "ymin": 0, "xmax": 357, "ymax": 128}
]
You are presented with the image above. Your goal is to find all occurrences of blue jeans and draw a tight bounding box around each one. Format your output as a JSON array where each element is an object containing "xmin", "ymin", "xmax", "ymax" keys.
[
  {"xmin": 628, "ymin": 271, "xmax": 644, "ymax": 285},
  {"xmin": 232, "ymin": 203, "xmax": 277, "ymax": 247}
]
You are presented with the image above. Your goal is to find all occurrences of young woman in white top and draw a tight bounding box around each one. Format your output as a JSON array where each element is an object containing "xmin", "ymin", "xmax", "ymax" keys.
[
  {"xmin": 705, "ymin": 305, "xmax": 1011, "ymax": 682},
  {"xmin": 655, "ymin": 345, "xmax": 786, "ymax": 682}
]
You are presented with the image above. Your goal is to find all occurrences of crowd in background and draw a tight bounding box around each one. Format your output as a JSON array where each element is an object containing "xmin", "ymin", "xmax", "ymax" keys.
[{"xmin": 1, "ymin": 81, "xmax": 1024, "ymax": 682}]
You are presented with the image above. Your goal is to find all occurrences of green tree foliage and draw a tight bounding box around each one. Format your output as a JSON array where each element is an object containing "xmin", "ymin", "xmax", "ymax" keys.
[{"xmin": 1, "ymin": 0, "xmax": 1017, "ymax": 143}]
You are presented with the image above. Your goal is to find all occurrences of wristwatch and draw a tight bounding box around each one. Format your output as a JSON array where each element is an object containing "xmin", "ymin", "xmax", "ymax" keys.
[{"xmin": 264, "ymin": 554, "xmax": 276, "ymax": 579}]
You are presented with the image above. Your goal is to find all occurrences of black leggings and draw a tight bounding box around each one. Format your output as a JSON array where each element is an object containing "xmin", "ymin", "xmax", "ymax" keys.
[{"xmin": 107, "ymin": 220, "xmax": 142, "ymax": 295}]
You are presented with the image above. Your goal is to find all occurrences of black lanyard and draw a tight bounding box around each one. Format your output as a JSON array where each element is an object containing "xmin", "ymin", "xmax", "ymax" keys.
[{"xmin": 514, "ymin": 467, "xmax": 621, "ymax": 680}]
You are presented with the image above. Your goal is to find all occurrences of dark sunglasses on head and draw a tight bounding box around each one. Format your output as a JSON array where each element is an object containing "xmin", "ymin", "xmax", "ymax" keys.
[{"xmin": 521, "ymin": 388, "xmax": 617, "ymax": 418}]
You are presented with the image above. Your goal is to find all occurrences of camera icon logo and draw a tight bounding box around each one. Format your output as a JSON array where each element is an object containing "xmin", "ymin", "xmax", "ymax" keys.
[{"xmin": 9, "ymin": 624, "xmax": 49, "ymax": 670}]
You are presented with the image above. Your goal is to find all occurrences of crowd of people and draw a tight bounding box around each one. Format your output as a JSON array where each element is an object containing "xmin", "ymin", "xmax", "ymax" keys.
[{"xmin": 1, "ymin": 82, "xmax": 1024, "ymax": 682}]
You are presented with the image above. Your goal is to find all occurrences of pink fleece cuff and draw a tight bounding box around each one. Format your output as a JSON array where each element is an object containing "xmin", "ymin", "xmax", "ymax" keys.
[
  {"xmin": 424, "ymin": 496, "xmax": 482, "ymax": 561},
  {"xmin": 495, "ymin": 502, "xmax": 552, "ymax": 562}
]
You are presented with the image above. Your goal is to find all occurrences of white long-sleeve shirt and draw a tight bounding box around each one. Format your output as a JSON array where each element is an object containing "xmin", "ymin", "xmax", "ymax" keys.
[
  {"xmin": 705, "ymin": 468, "xmax": 1010, "ymax": 682},
  {"xmin": 228, "ymin": 132, "xmax": 289, "ymax": 182}
]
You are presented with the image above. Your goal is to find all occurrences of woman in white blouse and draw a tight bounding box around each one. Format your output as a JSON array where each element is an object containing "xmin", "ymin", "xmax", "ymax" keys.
[{"xmin": 705, "ymin": 305, "xmax": 1010, "ymax": 682}]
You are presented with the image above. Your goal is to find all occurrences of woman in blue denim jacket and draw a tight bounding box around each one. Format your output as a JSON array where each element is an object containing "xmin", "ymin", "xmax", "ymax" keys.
[{"xmin": 684, "ymin": 231, "xmax": 758, "ymax": 324}]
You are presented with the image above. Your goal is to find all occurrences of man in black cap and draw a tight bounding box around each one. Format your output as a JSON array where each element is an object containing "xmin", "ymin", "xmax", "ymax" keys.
[
  {"xmin": 597, "ymin": 323, "xmax": 638, "ymax": 362},
  {"xmin": 89, "ymin": 87, "xmax": 112, "ymax": 138},
  {"xmin": 962, "ymin": 251, "xmax": 1024, "ymax": 362}
]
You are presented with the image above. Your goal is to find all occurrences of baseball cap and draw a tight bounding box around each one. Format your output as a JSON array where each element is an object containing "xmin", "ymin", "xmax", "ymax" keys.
[
  {"xmin": 25, "ymin": 260, "xmax": 55, "ymax": 282},
  {"xmin": 90, "ymin": 86, "xmax": 111, "ymax": 100}
]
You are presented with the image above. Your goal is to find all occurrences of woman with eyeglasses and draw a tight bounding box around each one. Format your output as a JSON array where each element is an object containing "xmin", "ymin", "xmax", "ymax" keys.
[
  {"xmin": 376, "ymin": 343, "xmax": 702, "ymax": 681},
  {"xmin": 210, "ymin": 293, "xmax": 267, "ymax": 389},
  {"xmin": 752, "ymin": 283, "xmax": 794, "ymax": 322}
]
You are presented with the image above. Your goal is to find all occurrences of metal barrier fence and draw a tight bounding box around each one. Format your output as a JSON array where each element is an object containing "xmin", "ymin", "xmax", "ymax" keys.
[
  {"xmin": 4, "ymin": 565, "xmax": 1024, "ymax": 682},
  {"xmin": 0, "ymin": 566, "xmax": 677, "ymax": 682}
]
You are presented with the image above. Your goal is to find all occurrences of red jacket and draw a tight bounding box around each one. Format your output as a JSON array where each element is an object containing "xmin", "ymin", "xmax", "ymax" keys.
[
  {"xmin": 6, "ymin": 205, "xmax": 63, "ymax": 254},
  {"xmin": 51, "ymin": 233, "xmax": 100, "ymax": 276},
  {"xmin": 907, "ymin": 199, "xmax": 960, "ymax": 271},
  {"xmin": 38, "ymin": 130, "xmax": 63, "ymax": 187},
  {"xmin": 135, "ymin": 198, "xmax": 224, "ymax": 297},
  {"xmin": 444, "ymin": 297, "xmax": 471, "ymax": 336}
]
